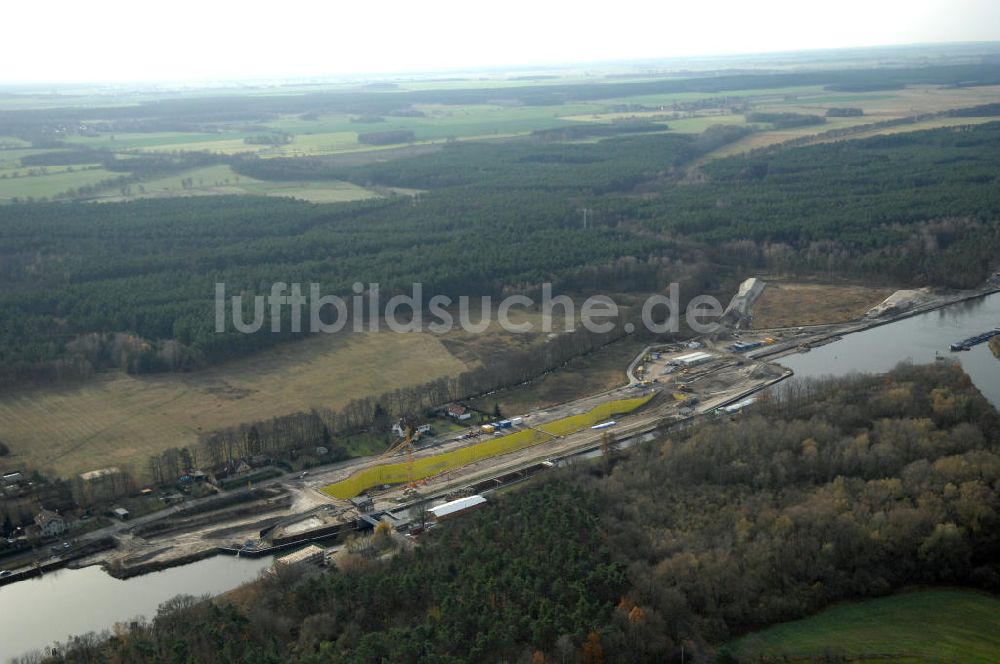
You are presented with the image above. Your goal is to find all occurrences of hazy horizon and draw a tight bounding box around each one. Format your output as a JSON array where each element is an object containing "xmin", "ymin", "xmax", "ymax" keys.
[{"xmin": 3, "ymin": 0, "xmax": 1000, "ymax": 84}]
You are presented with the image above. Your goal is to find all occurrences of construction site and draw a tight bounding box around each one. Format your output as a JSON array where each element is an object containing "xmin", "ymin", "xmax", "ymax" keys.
[
  {"xmin": 30, "ymin": 278, "xmax": 998, "ymax": 580},
  {"xmin": 66, "ymin": 332, "xmax": 789, "ymax": 577}
]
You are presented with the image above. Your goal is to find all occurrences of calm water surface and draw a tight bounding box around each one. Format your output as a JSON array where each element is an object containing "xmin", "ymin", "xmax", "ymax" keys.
[
  {"xmin": 776, "ymin": 292, "xmax": 1000, "ymax": 407},
  {"xmin": 0, "ymin": 554, "xmax": 272, "ymax": 661}
]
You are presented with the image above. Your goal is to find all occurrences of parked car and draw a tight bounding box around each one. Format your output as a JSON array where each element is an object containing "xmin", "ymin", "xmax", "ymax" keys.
[{"xmin": 0, "ymin": 570, "xmax": 12, "ymax": 578}]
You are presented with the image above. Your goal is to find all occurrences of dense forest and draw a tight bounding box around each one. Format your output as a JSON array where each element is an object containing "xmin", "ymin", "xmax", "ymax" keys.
[
  {"xmin": 3, "ymin": 120, "xmax": 1000, "ymax": 388},
  {"xmin": 33, "ymin": 362, "xmax": 1000, "ymax": 663},
  {"xmin": 618, "ymin": 121, "xmax": 1000, "ymax": 286},
  {"xmin": 239, "ymin": 121, "xmax": 1000, "ymax": 291},
  {"xmin": 0, "ymin": 132, "xmax": 700, "ymax": 387}
]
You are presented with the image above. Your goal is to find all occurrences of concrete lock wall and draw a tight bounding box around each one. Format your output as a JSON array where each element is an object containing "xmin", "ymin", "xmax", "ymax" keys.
[{"xmin": 321, "ymin": 394, "xmax": 653, "ymax": 499}]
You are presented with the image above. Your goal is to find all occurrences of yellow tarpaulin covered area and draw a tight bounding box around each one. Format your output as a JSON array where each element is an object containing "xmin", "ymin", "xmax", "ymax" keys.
[{"xmin": 321, "ymin": 393, "xmax": 652, "ymax": 499}]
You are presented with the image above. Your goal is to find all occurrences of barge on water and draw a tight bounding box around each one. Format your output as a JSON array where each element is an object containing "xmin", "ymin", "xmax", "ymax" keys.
[{"xmin": 950, "ymin": 328, "xmax": 1000, "ymax": 352}]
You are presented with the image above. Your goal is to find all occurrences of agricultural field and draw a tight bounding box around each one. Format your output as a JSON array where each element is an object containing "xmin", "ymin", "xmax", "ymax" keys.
[
  {"xmin": 0, "ymin": 302, "xmax": 586, "ymax": 480},
  {"xmin": 0, "ymin": 149, "xmax": 397, "ymax": 203},
  {"xmin": 264, "ymin": 102, "xmax": 598, "ymax": 139},
  {"xmin": 64, "ymin": 131, "xmax": 263, "ymax": 151},
  {"xmin": 57, "ymin": 104, "xmax": 602, "ymax": 160},
  {"xmin": 4, "ymin": 79, "xmax": 998, "ymax": 204},
  {"xmin": 90, "ymin": 164, "xmax": 382, "ymax": 203},
  {"xmin": 809, "ymin": 115, "xmax": 1000, "ymax": 144},
  {"xmin": 0, "ymin": 147, "xmax": 55, "ymax": 167},
  {"xmin": 236, "ymin": 180, "xmax": 387, "ymax": 203},
  {"xmin": 722, "ymin": 588, "xmax": 1000, "ymax": 663},
  {"xmin": 772, "ymin": 83, "xmax": 1000, "ymax": 117},
  {"xmin": 0, "ymin": 331, "xmax": 468, "ymax": 479},
  {"xmin": 751, "ymin": 282, "xmax": 894, "ymax": 329},
  {"xmin": 687, "ymin": 84, "xmax": 1000, "ymax": 161},
  {"xmin": 695, "ymin": 116, "xmax": 871, "ymax": 160},
  {"xmin": 561, "ymin": 83, "xmax": 1000, "ymax": 163},
  {"xmin": 0, "ymin": 136, "xmax": 31, "ymax": 148},
  {"xmin": 0, "ymin": 165, "xmax": 120, "ymax": 201}
]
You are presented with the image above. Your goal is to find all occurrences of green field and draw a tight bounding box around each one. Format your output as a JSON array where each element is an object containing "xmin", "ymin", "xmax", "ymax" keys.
[
  {"xmin": 722, "ymin": 589, "xmax": 1000, "ymax": 663},
  {"xmin": 0, "ymin": 147, "xmax": 54, "ymax": 167},
  {"xmin": 58, "ymin": 104, "xmax": 600, "ymax": 158},
  {"xmin": 666, "ymin": 115, "xmax": 749, "ymax": 133},
  {"xmin": 64, "ymin": 131, "xmax": 266, "ymax": 151},
  {"xmin": 0, "ymin": 136, "xmax": 31, "ymax": 148},
  {"xmin": 0, "ymin": 157, "xmax": 386, "ymax": 204},
  {"xmin": 0, "ymin": 330, "xmax": 470, "ymax": 480},
  {"xmin": 91, "ymin": 164, "xmax": 382, "ymax": 203},
  {"xmin": 3, "ymin": 80, "xmax": 996, "ymax": 205},
  {"xmin": 0, "ymin": 166, "xmax": 120, "ymax": 201}
]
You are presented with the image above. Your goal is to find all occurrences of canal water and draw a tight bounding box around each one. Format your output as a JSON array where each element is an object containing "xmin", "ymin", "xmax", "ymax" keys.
[
  {"xmin": 774, "ymin": 292, "xmax": 1000, "ymax": 407},
  {"xmin": 0, "ymin": 554, "xmax": 272, "ymax": 662},
  {"xmin": 0, "ymin": 293, "xmax": 997, "ymax": 662}
]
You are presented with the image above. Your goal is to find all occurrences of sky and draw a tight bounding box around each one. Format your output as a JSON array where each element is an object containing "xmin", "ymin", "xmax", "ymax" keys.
[{"xmin": 3, "ymin": 0, "xmax": 1000, "ymax": 83}]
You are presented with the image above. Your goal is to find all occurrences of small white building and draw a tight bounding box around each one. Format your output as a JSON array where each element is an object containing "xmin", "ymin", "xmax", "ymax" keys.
[
  {"xmin": 446, "ymin": 404, "xmax": 472, "ymax": 421},
  {"xmin": 429, "ymin": 495, "xmax": 487, "ymax": 521},
  {"xmin": 722, "ymin": 397, "xmax": 757, "ymax": 414},
  {"xmin": 672, "ymin": 351, "xmax": 714, "ymax": 368}
]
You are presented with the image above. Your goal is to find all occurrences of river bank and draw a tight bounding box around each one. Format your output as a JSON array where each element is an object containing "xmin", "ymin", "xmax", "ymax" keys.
[
  {"xmin": 0, "ymin": 554, "xmax": 275, "ymax": 662},
  {"xmin": 752, "ymin": 285, "xmax": 1000, "ymax": 363},
  {"xmin": 773, "ymin": 289, "xmax": 1000, "ymax": 408}
]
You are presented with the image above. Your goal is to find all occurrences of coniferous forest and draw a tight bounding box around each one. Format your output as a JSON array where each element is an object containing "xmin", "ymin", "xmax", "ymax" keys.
[{"xmin": 3, "ymin": 122, "xmax": 1000, "ymax": 388}]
